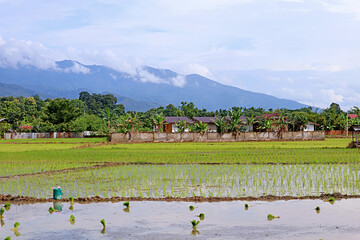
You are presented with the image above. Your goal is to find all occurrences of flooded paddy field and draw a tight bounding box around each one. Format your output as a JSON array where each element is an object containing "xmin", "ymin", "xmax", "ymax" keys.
[
  {"xmin": 1, "ymin": 138, "xmax": 360, "ymax": 239},
  {"xmin": 1, "ymin": 164, "xmax": 360, "ymax": 199},
  {"xmin": 0, "ymin": 199, "xmax": 360, "ymax": 239}
]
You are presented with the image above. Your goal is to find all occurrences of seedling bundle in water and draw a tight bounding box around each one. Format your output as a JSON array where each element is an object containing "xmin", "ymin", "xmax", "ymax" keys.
[
  {"xmin": 198, "ymin": 213, "xmax": 205, "ymax": 220},
  {"xmin": 48, "ymin": 207, "xmax": 55, "ymax": 213},
  {"xmin": 328, "ymin": 197, "xmax": 335, "ymax": 203},
  {"xmin": 4, "ymin": 203, "xmax": 10, "ymax": 210},
  {"xmin": 100, "ymin": 219, "xmax": 106, "ymax": 234},
  {"xmin": 191, "ymin": 220, "xmax": 200, "ymax": 229},
  {"xmin": 69, "ymin": 196, "xmax": 74, "ymax": 204},
  {"xmin": 0, "ymin": 208, "xmax": 4, "ymax": 218},
  {"xmin": 70, "ymin": 215, "xmax": 75, "ymax": 225},
  {"xmin": 123, "ymin": 201, "xmax": 130, "ymax": 208},
  {"xmin": 315, "ymin": 206, "xmax": 320, "ymax": 213},
  {"xmin": 267, "ymin": 214, "xmax": 280, "ymax": 221},
  {"xmin": 189, "ymin": 205, "xmax": 195, "ymax": 211}
]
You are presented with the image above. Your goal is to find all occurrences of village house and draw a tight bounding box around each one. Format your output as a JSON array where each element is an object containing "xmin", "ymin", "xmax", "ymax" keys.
[
  {"xmin": 253, "ymin": 113, "xmax": 289, "ymax": 132},
  {"xmin": 192, "ymin": 116, "xmax": 221, "ymax": 132},
  {"xmin": 163, "ymin": 117, "xmax": 194, "ymax": 133},
  {"xmin": 304, "ymin": 121, "xmax": 319, "ymax": 131}
]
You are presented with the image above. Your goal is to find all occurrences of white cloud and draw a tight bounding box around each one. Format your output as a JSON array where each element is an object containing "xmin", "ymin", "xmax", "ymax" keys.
[
  {"xmin": 0, "ymin": 37, "xmax": 59, "ymax": 69},
  {"xmin": 136, "ymin": 68, "xmax": 186, "ymax": 87},
  {"xmin": 170, "ymin": 75, "xmax": 186, "ymax": 87},
  {"xmin": 321, "ymin": 89, "xmax": 344, "ymax": 103},
  {"xmin": 322, "ymin": 0, "xmax": 360, "ymax": 20},
  {"xmin": 63, "ymin": 62, "xmax": 90, "ymax": 74},
  {"xmin": 182, "ymin": 64, "xmax": 213, "ymax": 78}
]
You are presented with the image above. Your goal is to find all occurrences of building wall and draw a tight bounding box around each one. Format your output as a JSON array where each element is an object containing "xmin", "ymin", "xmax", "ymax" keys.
[
  {"xmin": 111, "ymin": 131, "xmax": 325, "ymax": 143},
  {"xmin": 304, "ymin": 124, "xmax": 315, "ymax": 132}
]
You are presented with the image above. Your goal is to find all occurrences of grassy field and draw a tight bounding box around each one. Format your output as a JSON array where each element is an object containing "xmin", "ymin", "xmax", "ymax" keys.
[{"xmin": 0, "ymin": 138, "xmax": 359, "ymax": 199}]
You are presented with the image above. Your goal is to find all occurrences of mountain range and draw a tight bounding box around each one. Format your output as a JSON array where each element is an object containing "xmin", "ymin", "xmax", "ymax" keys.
[{"xmin": 0, "ymin": 60, "xmax": 308, "ymax": 111}]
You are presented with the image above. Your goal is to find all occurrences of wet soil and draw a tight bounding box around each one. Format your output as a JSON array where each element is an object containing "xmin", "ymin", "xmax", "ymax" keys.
[{"xmin": 1, "ymin": 192, "xmax": 358, "ymax": 204}]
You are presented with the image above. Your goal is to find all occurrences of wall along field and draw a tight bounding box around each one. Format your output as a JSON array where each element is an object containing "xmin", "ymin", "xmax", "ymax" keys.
[{"xmin": 0, "ymin": 138, "xmax": 359, "ymax": 200}]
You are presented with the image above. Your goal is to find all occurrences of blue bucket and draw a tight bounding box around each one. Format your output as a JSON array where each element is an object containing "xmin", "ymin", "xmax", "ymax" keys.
[{"xmin": 53, "ymin": 188, "xmax": 63, "ymax": 200}]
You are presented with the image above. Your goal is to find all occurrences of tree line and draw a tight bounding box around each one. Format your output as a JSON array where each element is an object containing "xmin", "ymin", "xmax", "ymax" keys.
[{"xmin": 0, "ymin": 91, "xmax": 359, "ymax": 136}]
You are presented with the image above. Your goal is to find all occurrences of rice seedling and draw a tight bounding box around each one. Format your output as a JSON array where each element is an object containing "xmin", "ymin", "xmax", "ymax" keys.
[
  {"xmin": 69, "ymin": 196, "xmax": 74, "ymax": 204},
  {"xmin": 4, "ymin": 203, "xmax": 10, "ymax": 211},
  {"xmin": 123, "ymin": 201, "xmax": 130, "ymax": 208},
  {"xmin": 267, "ymin": 214, "xmax": 280, "ymax": 221},
  {"xmin": 244, "ymin": 203, "xmax": 249, "ymax": 210},
  {"xmin": 4, "ymin": 237, "xmax": 11, "ymax": 240},
  {"xmin": 12, "ymin": 222, "xmax": 20, "ymax": 231},
  {"xmin": 48, "ymin": 207, "xmax": 55, "ymax": 213},
  {"xmin": 198, "ymin": 213, "xmax": 205, "ymax": 220},
  {"xmin": 0, "ymin": 208, "xmax": 4, "ymax": 218},
  {"xmin": 189, "ymin": 205, "xmax": 195, "ymax": 211},
  {"xmin": 190, "ymin": 220, "xmax": 200, "ymax": 229},
  {"xmin": 69, "ymin": 215, "xmax": 75, "ymax": 225},
  {"xmin": 315, "ymin": 206, "xmax": 320, "ymax": 213},
  {"xmin": 328, "ymin": 197, "xmax": 335, "ymax": 203},
  {"xmin": 100, "ymin": 219, "xmax": 106, "ymax": 234}
]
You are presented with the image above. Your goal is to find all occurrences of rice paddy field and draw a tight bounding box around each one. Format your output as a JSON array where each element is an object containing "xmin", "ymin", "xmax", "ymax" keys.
[
  {"xmin": 0, "ymin": 138, "xmax": 359, "ymax": 199},
  {"xmin": 1, "ymin": 137, "xmax": 360, "ymax": 239}
]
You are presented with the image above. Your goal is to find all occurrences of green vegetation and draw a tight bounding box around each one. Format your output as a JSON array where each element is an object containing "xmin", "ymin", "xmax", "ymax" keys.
[
  {"xmin": 198, "ymin": 213, "xmax": 205, "ymax": 220},
  {"xmin": 48, "ymin": 207, "xmax": 55, "ymax": 213},
  {"xmin": 190, "ymin": 220, "xmax": 200, "ymax": 229},
  {"xmin": 69, "ymin": 196, "xmax": 74, "ymax": 204},
  {"xmin": 123, "ymin": 201, "xmax": 130, "ymax": 208},
  {"xmin": 13, "ymin": 222, "xmax": 20, "ymax": 229},
  {"xmin": 329, "ymin": 197, "xmax": 335, "ymax": 203},
  {"xmin": 189, "ymin": 205, "xmax": 195, "ymax": 211},
  {"xmin": 70, "ymin": 215, "xmax": 75, "ymax": 225},
  {"xmin": 1, "ymin": 91, "xmax": 360, "ymax": 137},
  {"xmin": 267, "ymin": 214, "xmax": 280, "ymax": 220},
  {"xmin": 0, "ymin": 208, "xmax": 4, "ymax": 218},
  {"xmin": 245, "ymin": 203, "xmax": 249, "ymax": 210},
  {"xmin": 0, "ymin": 138, "xmax": 359, "ymax": 199}
]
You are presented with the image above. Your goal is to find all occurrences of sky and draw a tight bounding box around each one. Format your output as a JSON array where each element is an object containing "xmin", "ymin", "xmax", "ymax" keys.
[{"xmin": 0, "ymin": 0, "xmax": 359, "ymax": 109}]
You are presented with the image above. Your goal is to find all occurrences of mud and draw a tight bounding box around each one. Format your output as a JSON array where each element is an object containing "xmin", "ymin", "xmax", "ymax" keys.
[{"xmin": 1, "ymin": 192, "xmax": 359, "ymax": 204}]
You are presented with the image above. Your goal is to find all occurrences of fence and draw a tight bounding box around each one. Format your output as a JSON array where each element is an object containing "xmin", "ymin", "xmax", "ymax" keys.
[
  {"xmin": 111, "ymin": 131, "xmax": 325, "ymax": 143},
  {"xmin": 3, "ymin": 132, "xmax": 84, "ymax": 140}
]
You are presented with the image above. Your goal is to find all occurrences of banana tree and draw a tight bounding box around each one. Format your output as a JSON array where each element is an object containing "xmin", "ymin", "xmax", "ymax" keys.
[
  {"xmin": 152, "ymin": 113, "xmax": 166, "ymax": 132},
  {"xmin": 227, "ymin": 109, "xmax": 243, "ymax": 134},
  {"xmin": 214, "ymin": 117, "xmax": 228, "ymax": 134},
  {"xmin": 175, "ymin": 119, "xmax": 187, "ymax": 132},
  {"xmin": 245, "ymin": 114, "xmax": 257, "ymax": 132},
  {"xmin": 195, "ymin": 121, "xmax": 208, "ymax": 133}
]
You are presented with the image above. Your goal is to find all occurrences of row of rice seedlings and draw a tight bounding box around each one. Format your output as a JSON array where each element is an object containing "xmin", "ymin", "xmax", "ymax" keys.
[{"xmin": 0, "ymin": 164, "xmax": 359, "ymax": 198}]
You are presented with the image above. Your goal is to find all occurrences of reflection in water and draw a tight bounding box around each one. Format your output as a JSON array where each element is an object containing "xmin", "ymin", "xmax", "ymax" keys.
[
  {"xmin": 191, "ymin": 229, "xmax": 200, "ymax": 236},
  {"xmin": 1, "ymin": 219, "xmax": 4, "ymax": 227},
  {"xmin": 123, "ymin": 207, "xmax": 130, "ymax": 213},
  {"xmin": 14, "ymin": 230, "xmax": 20, "ymax": 236},
  {"xmin": 101, "ymin": 227, "xmax": 106, "ymax": 234},
  {"xmin": 53, "ymin": 202, "xmax": 63, "ymax": 212},
  {"xmin": 69, "ymin": 204, "xmax": 74, "ymax": 211}
]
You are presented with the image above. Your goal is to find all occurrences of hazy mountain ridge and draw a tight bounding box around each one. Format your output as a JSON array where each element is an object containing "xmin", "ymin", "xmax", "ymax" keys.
[{"xmin": 0, "ymin": 60, "xmax": 308, "ymax": 111}]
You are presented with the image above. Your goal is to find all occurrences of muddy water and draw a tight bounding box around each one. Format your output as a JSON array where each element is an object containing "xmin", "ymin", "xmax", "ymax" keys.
[{"xmin": 0, "ymin": 199, "xmax": 359, "ymax": 239}]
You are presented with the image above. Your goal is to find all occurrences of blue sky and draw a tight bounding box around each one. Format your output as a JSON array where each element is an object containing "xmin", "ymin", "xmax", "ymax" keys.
[{"xmin": 0, "ymin": 0, "xmax": 359, "ymax": 109}]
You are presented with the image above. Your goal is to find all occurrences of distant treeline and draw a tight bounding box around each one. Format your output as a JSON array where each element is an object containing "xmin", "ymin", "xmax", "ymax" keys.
[{"xmin": 0, "ymin": 91, "xmax": 359, "ymax": 135}]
